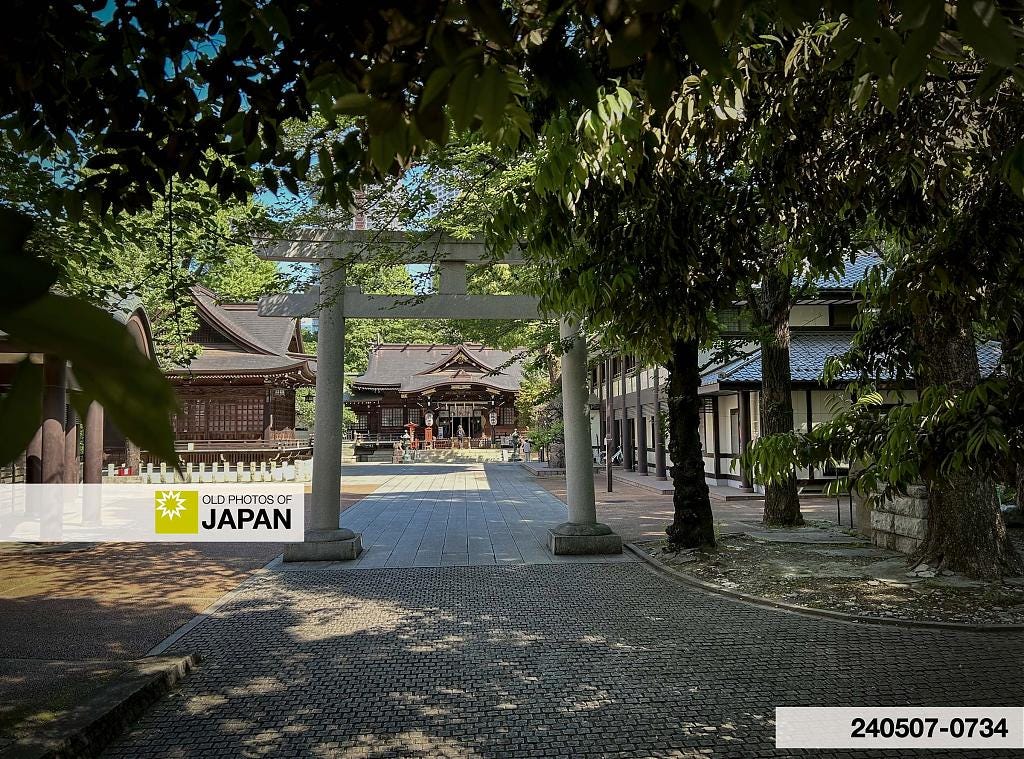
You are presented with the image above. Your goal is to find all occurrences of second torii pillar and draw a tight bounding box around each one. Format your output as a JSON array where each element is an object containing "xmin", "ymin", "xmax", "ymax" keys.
[
  {"xmin": 284, "ymin": 260, "xmax": 363, "ymax": 562},
  {"xmin": 548, "ymin": 320, "xmax": 622, "ymax": 555}
]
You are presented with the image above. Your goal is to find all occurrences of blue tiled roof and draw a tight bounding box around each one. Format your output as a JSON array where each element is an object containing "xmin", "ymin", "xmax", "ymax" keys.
[
  {"xmin": 977, "ymin": 340, "xmax": 1002, "ymax": 377},
  {"xmin": 809, "ymin": 252, "xmax": 883, "ymax": 291},
  {"xmin": 701, "ymin": 332, "xmax": 1002, "ymax": 387}
]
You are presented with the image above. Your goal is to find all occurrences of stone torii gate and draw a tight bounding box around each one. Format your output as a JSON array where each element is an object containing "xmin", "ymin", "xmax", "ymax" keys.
[{"xmin": 258, "ymin": 230, "xmax": 622, "ymax": 561}]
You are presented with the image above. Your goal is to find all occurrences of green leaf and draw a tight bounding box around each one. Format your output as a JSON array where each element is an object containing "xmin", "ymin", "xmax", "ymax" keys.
[
  {"xmin": 958, "ymin": 0, "xmax": 1017, "ymax": 68},
  {"xmin": 465, "ymin": 0, "xmax": 515, "ymax": 48},
  {"xmin": 332, "ymin": 93, "xmax": 374, "ymax": 115},
  {"xmin": 893, "ymin": 6, "xmax": 943, "ymax": 89},
  {"xmin": 877, "ymin": 74, "xmax": 899, "ymax": 113},
  {"xmin": 419, "ymin": 66, "xmax": 453, "ymax": 109},
  {"xmin": 608, "ymin": 16, "xmax": 658, "ymax": 68},
  {"xmin": 448, "ymin": 65, "xmax": 479, "ymax": 132},
  {"xmin": 262, "ymin": 168, "xmax": 279, "ymax": 194},
  {"xmin": 644, "ymin": 48, "xmax": 678, "ymax": 112},
  {"xmin": 0, "ymin": 295, "xmax": 179, "ymax": 466},
  {"xmin": 280, "ymin": 170, "xmax": 300, "ymax": 195},
  {"xmin": 680, "ymin": 5, "xmax": 728, "ymax": 76},
  {"xmin": 899, "ymin": 0, "xmax": 941, "ymax": 30},
  {"xmin": 0, "ymin": 209, "xmax": 58, "ymax": 315},
  {"xmin": 415, "ymin": 102, "xmax": 450, "ymax": 144},
  {"xmin": 1000, "ymin": 140, "xmax": 1024, "ymax": 196},
  {"xmin": 0, "ymin": 359, "xmax": 43, "ymax": 467},
  {"xmin": 477, "ymin": 66, "xmax": 509, "ymax": 134}
]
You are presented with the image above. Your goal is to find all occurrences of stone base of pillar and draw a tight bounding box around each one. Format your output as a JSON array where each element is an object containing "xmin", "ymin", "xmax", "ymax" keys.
[
  {"xmin": 547, "ymin": 522, "xmax": 622, "ymax": 555},
  {"xmin": 283, "ymin": 528, "xmax": 363, "ymax": 562}
]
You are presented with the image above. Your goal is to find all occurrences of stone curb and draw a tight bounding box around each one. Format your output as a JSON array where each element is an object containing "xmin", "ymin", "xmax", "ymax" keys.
[
  {"xmin": 624, "ymin": 543, "xmax": 1024, "ymax": 633},
  {"xmin": 0, "ymin": 654, "xmax": 198, "ymax": 759}
]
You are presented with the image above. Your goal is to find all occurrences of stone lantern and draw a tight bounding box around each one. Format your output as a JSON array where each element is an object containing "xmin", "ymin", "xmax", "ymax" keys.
[{"xmin": 400, "ymin": 429, "xmax": 412, "ymax": 463}]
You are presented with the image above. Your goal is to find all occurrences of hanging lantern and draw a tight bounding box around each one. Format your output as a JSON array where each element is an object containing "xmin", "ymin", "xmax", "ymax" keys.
[
  {"xmin": 424, "ymin": 411, "xmax": 434, "ymax": 427},
  {"xmin": 488, "ymin": 411, "xmax": 498, "ymax": 426}
]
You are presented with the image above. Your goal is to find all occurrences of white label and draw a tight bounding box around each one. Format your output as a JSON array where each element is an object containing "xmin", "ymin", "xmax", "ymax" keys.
[
  {"xmin": 776, "ymin": 707, "xmax": 1024, "ymax": 749},
  {"xmin": 0, "ymin": 484, "xmax": 304, "ymax": 542}
]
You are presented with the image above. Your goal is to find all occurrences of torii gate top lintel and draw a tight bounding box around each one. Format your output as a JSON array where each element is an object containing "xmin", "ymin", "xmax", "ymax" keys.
[
  {"xmin": 257, "ymin": 229, "xmax": 538, "ymax": 321},
  {"xmin": 257, "ymin": 229, "xmax": 524, "ymax": 265}
]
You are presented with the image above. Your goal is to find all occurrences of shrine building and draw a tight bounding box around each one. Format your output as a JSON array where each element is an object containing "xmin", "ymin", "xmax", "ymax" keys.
[
  {"xmin": 162, "ymin": 285, "xmax": 317, "ymax": 464},
  {"xmin": 347, "ymin": 343, "xmax": 523, "ymax": 445}
]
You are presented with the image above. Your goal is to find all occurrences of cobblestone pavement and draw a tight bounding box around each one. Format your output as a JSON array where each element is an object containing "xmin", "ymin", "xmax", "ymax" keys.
[{"xmin": 105, "ymin": 561, "xmax": 1024, "ymax": 758}]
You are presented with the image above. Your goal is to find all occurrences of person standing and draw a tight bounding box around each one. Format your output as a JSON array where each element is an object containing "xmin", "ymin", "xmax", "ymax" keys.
[
  {"xmin": 456, "ymin": 423, "xmax": 465, "ymax": 449},
  {"xmin": 522, "ymin": 437, "xmax": 532, "ymax": 462}
]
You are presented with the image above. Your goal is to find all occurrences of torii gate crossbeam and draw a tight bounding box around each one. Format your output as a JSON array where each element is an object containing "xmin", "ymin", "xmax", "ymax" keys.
[{"xmin": 257, "ymin": 231, "xmax": 622, "ymax": 561}]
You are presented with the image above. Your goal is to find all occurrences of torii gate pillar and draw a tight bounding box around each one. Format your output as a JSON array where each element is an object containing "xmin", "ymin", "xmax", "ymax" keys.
[
  {"xmin": 548, "ymin": 320, "xmax": 622, "ymax": 555},
  {"xmin": 283, "ymin": 259, "xmax": 362, "ymax": 561}
]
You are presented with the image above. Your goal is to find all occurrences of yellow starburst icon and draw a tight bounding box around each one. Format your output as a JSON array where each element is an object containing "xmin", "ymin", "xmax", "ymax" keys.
[{"xmin": 154, "ymin": 490, "xmax": 199, "ymax": 534}]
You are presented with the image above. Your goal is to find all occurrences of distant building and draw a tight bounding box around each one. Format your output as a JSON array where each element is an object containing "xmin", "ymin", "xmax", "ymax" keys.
[
  {"xmin": 163, "ymin": 286, "xmax": 316, "ymax": 463},
  {"xmin": 348, "ymin": 343, "xmax": 523, "ymax": 445},
  {"xmin": 594, "ymin": 255, "xmax": 915, "ymax": 490}
]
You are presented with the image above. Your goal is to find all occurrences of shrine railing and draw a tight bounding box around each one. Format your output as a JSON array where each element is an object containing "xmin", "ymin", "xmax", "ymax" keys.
[{"xmin": 141, "ymin": 439, "xmax": 313, "ymax": 467}]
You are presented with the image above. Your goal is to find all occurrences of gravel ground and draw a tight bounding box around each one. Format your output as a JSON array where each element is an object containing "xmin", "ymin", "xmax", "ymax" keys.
[{"xmin": 638, "ymin": 527, "xmax": 1024, "ymax": 626}]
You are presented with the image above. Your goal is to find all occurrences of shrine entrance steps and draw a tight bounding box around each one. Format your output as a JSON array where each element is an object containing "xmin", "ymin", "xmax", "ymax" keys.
[{"xmin": 407, "ymin": 448, "xmax": 509, "ymax": 464}]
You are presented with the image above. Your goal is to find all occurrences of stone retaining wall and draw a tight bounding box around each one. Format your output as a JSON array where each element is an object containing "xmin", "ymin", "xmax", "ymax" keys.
[{"xmin": 871, "ymin": 484, "xmax": 929, "ymax": 554}]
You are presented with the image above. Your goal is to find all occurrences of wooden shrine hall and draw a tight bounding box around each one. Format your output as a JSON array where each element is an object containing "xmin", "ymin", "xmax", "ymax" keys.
[
  {"xmin": 162, "ymin": 285, "xmax": 316, "ymax": 465},
  {"xmin": 348, "ymin": 342, "xmax": 524, "ymax": 446}
]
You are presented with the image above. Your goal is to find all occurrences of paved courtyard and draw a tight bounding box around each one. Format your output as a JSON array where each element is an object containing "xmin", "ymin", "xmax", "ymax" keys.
[
  {"xmin": 101, "ymin": 463, "xmax": 1024, "ymax": 758},
  {"xmin": 323, "ymin": 464, "xmax": 634, "ymax": 568}
]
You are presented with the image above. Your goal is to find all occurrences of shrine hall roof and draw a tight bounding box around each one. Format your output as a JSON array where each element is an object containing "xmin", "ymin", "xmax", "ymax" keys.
[
  {"xmin": 352, "ymin": 343, "xmax": 524, "ymax": 393},
  {"xmin": 166, "ymin": 286, "xmax": 316, "ymax": 383}
]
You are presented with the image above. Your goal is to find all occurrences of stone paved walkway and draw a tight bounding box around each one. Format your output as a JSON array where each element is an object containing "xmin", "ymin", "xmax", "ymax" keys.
[
  {"xmin": 105, "ymin": 562, "xmax": 1024, "ymax": 758},
  {"xmin": 100, "ymin": 464, "xmax": 1024, "ymax": 758},
  {"xmin": 317, "ymin": 464, "xmax": 633, "ymax": 569}
]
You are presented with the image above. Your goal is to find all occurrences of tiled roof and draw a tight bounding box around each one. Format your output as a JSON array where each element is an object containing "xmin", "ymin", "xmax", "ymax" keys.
[
  {"xmin": 701, "ymin": 331, "xmax": 1003, "ymax": 388},
  {"xmin": 353, "ymin": 343, "xmax": 523, "ymax": 392},
  {"xmin": 192, "ymin": 285, "xmax": 300, "ymax": 355},
  {"xmin": 182, "ymin": 349, "xmax": 316, "ymax": 375},
  {"xmin": 168, "ymin": 286, "xmax": 315, "ymax": 382},
  {"xmin": 977, "ymin": 340, "xmax": 1002, "ymax": 377},
  {"xmin": 811, "ymin": 252, "xmax": 883, "ymax": 291}
]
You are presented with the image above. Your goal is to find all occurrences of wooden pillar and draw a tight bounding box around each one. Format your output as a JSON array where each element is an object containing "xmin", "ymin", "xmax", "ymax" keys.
[
  {"xmin": 84, "ymin": 401, "xmax": 104, "ymax": 484},
  {"xmin": 711, "ymin": 395, "xmax": 722, "ymax": 480},
  {"xmin": 635, "ymin": 365, "xmax": 648, "ymax": 475},
  {"xmin": 604, "ymin": 358, "xmax": 613, "ymax": 492},
  {"xmin": 42, "ymin": 355, "xmax": 66, "ymax": 484},
  {"xmin": 263, "ymin": 385, "xmax": 273, "ymax": 441},
  {"xmin": 26, "ymin": 426, "xmax": 42, "ymax": 484},
  {"xmin": 620, "ymin": 354, "xmax": 633, "ymax": 470},
  {"xmin": 653, "ymin": 366, "xmax": 667, "ymax": 480},
  {"xmin": 805, "ymin": 389, "xmax": 815, "ymax": 480},
  {"xmin": 738, "ymin": 390, "xmax": 753, "ymax": 491},
  {"xmin": 64, "ymin": 404, "xmax": 79, "ymax": 485}
]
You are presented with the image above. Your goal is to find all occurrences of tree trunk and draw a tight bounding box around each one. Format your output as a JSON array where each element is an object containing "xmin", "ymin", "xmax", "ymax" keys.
[
  {"xmin": 913, "ymin": 305, "xmax": 1022, "ymax": 578},
  {"xmin": 665, "ymin": 337, "xmax": 716, "ymax": 547},
  {"xmin": 754, "ymin": 269, "xmax": 802, "ymax": 526}
]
